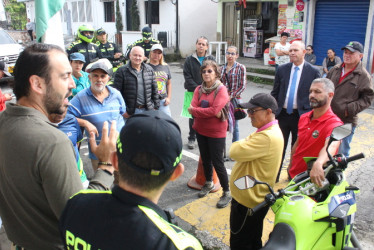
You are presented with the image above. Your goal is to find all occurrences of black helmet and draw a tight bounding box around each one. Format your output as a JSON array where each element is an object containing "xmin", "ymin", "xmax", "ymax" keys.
[{"xmin": 142, "ymin": 26, "xmax": 152, "ymax": 40}]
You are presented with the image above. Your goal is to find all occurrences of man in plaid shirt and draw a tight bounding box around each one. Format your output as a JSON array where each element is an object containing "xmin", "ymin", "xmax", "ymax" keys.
[{"xmin": 221, "ymin": 46, "xmax": 246, "ymax": 142}]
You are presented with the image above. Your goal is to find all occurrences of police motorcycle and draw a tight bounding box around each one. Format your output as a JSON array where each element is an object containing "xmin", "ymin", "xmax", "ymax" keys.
[{"xmin": 234, "ymin": 124, "xmax": 365, "ymax": 249}]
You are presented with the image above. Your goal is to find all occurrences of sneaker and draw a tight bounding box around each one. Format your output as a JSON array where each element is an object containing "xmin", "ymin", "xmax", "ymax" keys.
[
  {"xmin": 216, "ymin": 191, "xmax": 232, "ymax": 208},
  {"xmin": 198, "ymin": 181, "xmax": 214, "ymax": 198},
  {"xmin": 188, "ymin": 140, "xmax": 195, "ymax": 149}
]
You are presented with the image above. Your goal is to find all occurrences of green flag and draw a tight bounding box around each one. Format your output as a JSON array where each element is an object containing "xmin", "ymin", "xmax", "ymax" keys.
[{"xmin": 35, "ymin": 0, "xmax": 65, "ymax": 45}]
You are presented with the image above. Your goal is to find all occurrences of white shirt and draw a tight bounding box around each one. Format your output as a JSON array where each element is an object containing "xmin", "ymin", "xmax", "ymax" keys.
[
  {"xmin": 284, "ymin": 61, "xmax": 305, "ymax": 109},
  {"xmin": 274, "ymin": 42, "xmax": 291, "ymax": 65}
]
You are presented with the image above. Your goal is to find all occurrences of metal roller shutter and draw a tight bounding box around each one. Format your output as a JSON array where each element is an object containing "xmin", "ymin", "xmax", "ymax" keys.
[{"xmin": 313, "ymin": 0, "xmax": 369, "ymax": 65}]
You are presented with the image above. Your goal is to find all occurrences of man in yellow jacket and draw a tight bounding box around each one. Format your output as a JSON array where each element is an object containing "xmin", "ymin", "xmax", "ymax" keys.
[{"xmin": 229, "ymin": 93, "xmax": 284, "ymax": 249}]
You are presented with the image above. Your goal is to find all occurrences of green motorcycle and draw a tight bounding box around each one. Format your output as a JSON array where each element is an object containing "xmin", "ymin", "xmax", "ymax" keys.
[{"xmin": 234, "ymin": 124, "xmax": 364, "ymax": 250}]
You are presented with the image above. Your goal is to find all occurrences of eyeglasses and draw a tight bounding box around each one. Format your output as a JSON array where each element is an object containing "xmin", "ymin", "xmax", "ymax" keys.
[
  {"xmin": 306, "ymin": 49, "xmax": 311, "ymax": 51},
  {"xmin": 226, "ymin": 52, "xmax": 237, "ymax": 56},
  {"xmin": 202, "ymin": 69, "xmax": 213, "ymax": 74},
  {"xmin": 247, "ymin": 108, "xmax": 265, "ymax": 115}
]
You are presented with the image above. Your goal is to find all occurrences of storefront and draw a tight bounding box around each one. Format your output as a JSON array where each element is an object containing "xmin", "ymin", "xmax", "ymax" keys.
[
  {"xmin": 312, "ymin": 0, "xmax": 370, "ymax": 65},
  {"xmin": 217, "ymin": 0, "xmax": 279, "ymax": 57}
]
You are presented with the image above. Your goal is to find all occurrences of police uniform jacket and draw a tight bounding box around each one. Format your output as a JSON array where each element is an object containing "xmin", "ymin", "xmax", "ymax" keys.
[
  {"xmin": 131, "ymin": 37, "xmax": 160, "ymax": 57},
  {"xmin": 97, "ymin": 41, "xmax": 121, "ymax": 65},
  {"xmin": 59, "ymin": 185, "xmax": 202, "ymax": 249},
  {"xmin": 67, "ymin": 40, "xmax": 101, "ymax": 69}
]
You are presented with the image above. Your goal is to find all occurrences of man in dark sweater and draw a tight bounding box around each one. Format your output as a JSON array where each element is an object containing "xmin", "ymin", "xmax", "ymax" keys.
[{"xmin": 183, "ymin": 36, "xmax": 215, "ymax": 149}]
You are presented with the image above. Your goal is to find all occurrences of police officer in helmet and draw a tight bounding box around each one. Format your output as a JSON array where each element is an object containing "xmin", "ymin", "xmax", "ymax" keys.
[
  {"xmin": 127, "ymin": 26, "xmax": 161, "ymax": 60},
  {"xmin": 67, "ymin": 24, "xmax": 101, "ymax": 70}
]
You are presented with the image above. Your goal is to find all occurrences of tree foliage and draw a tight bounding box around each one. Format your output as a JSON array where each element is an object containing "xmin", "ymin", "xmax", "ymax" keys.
[
  {"xmin": 130, "ymin": 0, "xmax": 140, "ymax": 31},
  {"xmin": 115, "ymin": 0, "xmax": 123, "ymax": 34},
  {"xmin": 5, "ymin": 0, "xmax": 26, "ymax": 30}
]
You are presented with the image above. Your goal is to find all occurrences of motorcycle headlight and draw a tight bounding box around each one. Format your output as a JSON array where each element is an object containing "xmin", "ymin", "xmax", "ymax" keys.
[{"xmin": 330, "ymin": 203, "xmax": 350, "ymax": 218}]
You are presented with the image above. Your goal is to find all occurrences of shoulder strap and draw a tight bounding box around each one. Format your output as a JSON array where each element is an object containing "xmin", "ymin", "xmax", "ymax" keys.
[
  {"xmin": 197, "ymin": 86, "xmax": 203, "ymax": 100},
  {"xmin": 139, "ymin": 205, "xmax": 203, "ymax": 250}
]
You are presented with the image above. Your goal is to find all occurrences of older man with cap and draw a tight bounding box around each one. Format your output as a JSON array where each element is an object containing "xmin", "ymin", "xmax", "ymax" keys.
[
  {"xmin": 229, "ymin": 93, "xmax": 284, "ymax": 250},
  {"xmin": 327, "ymin": 41, "xmax": 374, "ymax": 157},
  {"xmin": 96, "ymin": 28, "xmax": 122, "ymax": 67},
  {"xmin": 59, "ymin": 110, "xmax": 203, "ymax": 249},
  {"xmin": 68, "ymin": 59, "xmax": 126, "ymax": 171},
  {"xmin": 0, "ymin": 61, "xmax": 12, "ymax": 111}
]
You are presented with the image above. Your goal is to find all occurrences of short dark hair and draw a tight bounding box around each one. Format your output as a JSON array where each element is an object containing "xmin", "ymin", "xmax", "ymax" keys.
[
  {"xmin": 281, "ymin": 32, "xmax": 289, "ymax": 38},
  {"xmin": 13, "ymin": 43, "xmax": 64, "ymax": 99},
  {"xmin": 200, "ymin": 60, "xmax": 220, "ymax": 79},
  {"xmin": 118, "ymin": 152, "xmax": 175, "ymax": 192}
]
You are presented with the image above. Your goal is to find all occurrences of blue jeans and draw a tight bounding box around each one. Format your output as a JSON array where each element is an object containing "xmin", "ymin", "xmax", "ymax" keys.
[
  {"xmin": 338, "ymin": 125, "xmax": 356, "ymax": 157},
  {"xmin": 232, "ymin": 120, "xmax": 239, "ymax": 142},
  {"xmin": 158, "ymin": 98, "xmax": 171, "ymax": 117}
]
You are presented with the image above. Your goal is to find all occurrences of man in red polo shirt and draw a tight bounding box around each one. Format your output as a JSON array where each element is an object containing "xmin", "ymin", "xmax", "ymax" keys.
[{"xmin": 288, "ymin": 78, "xmax": 343, "ymax": 187}]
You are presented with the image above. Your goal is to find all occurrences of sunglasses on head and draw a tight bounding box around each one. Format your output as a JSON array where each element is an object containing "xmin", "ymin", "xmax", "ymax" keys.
[{"xmin": 202, "ymin": 69, "xmax": 213, "ymax": 74}]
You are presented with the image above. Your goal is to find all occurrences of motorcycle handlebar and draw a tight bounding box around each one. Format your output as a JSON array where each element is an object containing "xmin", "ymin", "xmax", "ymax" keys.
[
  {"xmin": 346, "ymin": 153, "xmax": 365, "ymax": 163},
  {"xmin": 251, "ymin": 200, "xmax": 268, "ymax": 214}
]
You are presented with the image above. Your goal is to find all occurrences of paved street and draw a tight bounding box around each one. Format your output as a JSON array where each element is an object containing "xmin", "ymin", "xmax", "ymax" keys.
[{"xmin": 1, "ymin": 60, "xmax": 374, "ymax": 249}]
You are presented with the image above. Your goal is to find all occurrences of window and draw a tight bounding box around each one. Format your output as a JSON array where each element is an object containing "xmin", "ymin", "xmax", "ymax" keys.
[
  {"xmin": 86, "ymin": 0, "xmax": 93, "ymax": 22},
  {"xmin": 78, "ymin": 1, "xmax": 85, "ymax": 22},
  {"xmin": 72, "ymin": 2, "xmax": 78, "ymax": 22},
  {"xmin": 104, "ymin": 2, "xmax": 115, "ymax": 22},
  {"xmin": 145, "ymin": 0, "xmax": 159, "ymax": 24},
  {"xmin": 70, "ymin": 0, "xmax": 92, "ymax": 23}
]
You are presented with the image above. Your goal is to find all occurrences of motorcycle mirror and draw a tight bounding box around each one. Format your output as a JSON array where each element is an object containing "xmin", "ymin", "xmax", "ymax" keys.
[
  {"xmin": 330, "ymin": 123, "xmax": 352, "ymax": 141},
  {"xmin": 233, "ymin": 175, "xmax": 257, "ymax": 190}
]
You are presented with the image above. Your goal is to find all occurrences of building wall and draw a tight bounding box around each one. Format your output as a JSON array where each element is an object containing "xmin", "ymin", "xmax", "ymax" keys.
[
  {"xmin": 305, "ymin": 0, "xmax": 374, "ymax": 71},
  {"xmin": 137, "ymin": 0, "xmax": 176, "ymax": 48},
  {"xmin": 179, "ymin": 0, "xmax": 218, "ymax": 57}
]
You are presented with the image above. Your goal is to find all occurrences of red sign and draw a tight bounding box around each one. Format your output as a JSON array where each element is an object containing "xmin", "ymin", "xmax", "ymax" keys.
[{"xmin": 296, "ymin": 0, "xmax": 305, "ymax": 11}]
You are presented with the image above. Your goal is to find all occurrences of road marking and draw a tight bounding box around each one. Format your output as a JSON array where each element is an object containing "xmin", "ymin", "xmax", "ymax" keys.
[
  {"xmin": 182, "ymin": 150, "xmax": 199, "ymax": 161},
  {"xmin": 182, "ymin": 150, "xmax": 232, "ymax": 175}
]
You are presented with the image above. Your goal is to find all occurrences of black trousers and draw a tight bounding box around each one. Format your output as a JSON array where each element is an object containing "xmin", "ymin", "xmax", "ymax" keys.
[
  {"xmin": 188, "ymin": 118, "xmax": 196, "ymax": 141},
  {"xmin": 230, "ymin": 198, "xmax": 269, "ymax": 250},
  {"xmin": 27, "ymin": 30, "xmax": 33, "ymax": 41},
  {"xmin": 276, "ymin": 108, "xmax": 300, "ymax": 181},
  {"xmin": 196, "ymin": 133, "xmax": 229, "ymax": 191}
]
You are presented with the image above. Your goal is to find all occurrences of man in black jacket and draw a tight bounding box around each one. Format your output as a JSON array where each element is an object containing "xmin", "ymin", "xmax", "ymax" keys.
[
  {"xmin": 183, "ymin": 36, "xmax": 215, "ymax": 149},
  {"xmin": 113, "ymin": 46, "xmax": 159, "ymax": 118}
]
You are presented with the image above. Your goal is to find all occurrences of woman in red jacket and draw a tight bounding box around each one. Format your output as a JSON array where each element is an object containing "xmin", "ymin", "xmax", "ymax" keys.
[{"xmin": 188, "ymin": 60, "xmax": 231, "ymax": 208}]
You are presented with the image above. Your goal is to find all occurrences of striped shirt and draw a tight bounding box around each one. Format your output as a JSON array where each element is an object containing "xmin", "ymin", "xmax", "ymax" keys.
[
  {"xmin": 220, "ymin": 62, "xmax": 246, "ymax": 99},
  {"xmin": 68, "ymin": 86, "xmax": 126, "ymax": 159}
]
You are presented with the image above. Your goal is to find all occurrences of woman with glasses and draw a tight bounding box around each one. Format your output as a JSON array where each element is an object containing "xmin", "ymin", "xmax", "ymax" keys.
[
  {"xmin": 221, "ymin": 46, "xmax": 246, "ymax": 143},
  {"xmin": 322, "ymin": 48, "xmax": 342, "ymax": 77},
  {"xmin": 147, "ymin": 44, "xmax": 172, "ymax": 116},
  {"xmin": 187, "ymin": 60, "xmax": 231, "ymax": 208},
  {"xmin": 305, "ymin": 45, "xmax": 316, "ymax": 65}
]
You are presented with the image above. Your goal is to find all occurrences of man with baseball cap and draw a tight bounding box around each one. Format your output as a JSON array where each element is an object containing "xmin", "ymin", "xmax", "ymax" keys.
[
  {"xmin": 229, "ymin": 93, "xmax": 284, "ymax": 249},
  {"xmin": 0, "ymin": 61, "xmax": 12, "ymax": 111},
  {"xmin": 96, "ymin": 28, "xmax": 122, "ymax": 67},
  {"xmin": 327, "ymin": 41, "xmax": 374, "ymax": 157},
  {"xmin": 59, "ymin": 110, "xmax": 203, "ymax": 249},
  {"xmin": 68, "ymin": 59, "xmax": 127, "ymax": 171}
]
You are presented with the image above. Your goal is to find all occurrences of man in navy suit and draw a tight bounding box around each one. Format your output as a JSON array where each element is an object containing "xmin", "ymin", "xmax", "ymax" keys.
[{"xmin": 271, "ymin": 41, "xmax": 321, "ymax": 181}]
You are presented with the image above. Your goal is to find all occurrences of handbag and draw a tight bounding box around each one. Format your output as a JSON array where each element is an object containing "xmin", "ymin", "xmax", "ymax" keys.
[{"xmin": 231, "ymin": 98, "xmax": 247, "ymax": 120}]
